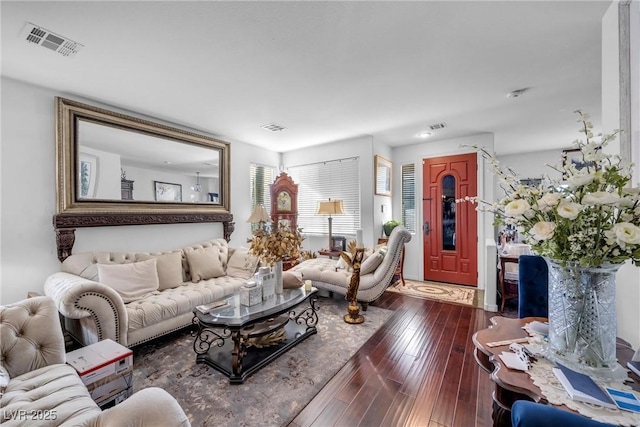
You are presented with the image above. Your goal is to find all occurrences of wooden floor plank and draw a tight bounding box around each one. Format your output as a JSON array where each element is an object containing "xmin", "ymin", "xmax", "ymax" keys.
[
  {"xmin": 291, "ymin": 291, "xmax": 495, "ymax": 427},
  {"xmin": 309, "ymin": 399, "xmax": 348, "ymax": 427},
  {"xmin": 405, "ymin": 305, "xmax": 464, "ymax": 426},
  {"xmin": 430, "ymin": 305, "xmax": 473, "ymax": 426}
]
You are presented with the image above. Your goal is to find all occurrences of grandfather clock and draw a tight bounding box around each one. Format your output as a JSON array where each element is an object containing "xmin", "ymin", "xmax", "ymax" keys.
[{"xmin": 270, "ymin": 172, "xmax": 298, "ymax": 231}]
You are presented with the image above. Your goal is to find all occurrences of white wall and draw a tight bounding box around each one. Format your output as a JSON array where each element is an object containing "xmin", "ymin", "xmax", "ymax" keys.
[
  {"xmin": 282, "ymin": 135, "xmax": 378, "ymax": 252},
  {"xmin": 391, "ymin": 133, "xmax": 495, "ymax": 301},
  {"xmin": 0, "ymin": 77, "xmax": 279, "ymax": 304},
  {"xmin": 80, "ymin": 146, "xmax": 121, "ymax": 199},
  {"xmin": 496, "ymin": 148, "xmax": 564, "ymax": 191},
  {"xmin": 373, "ymin": 141, "xmax": 394, "ymax": 240}
]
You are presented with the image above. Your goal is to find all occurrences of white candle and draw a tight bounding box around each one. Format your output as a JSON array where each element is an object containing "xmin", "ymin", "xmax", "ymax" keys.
[
  {"xmin": 356, "ymin": 229, "xmax": 363, "ymax": 247},
  {"xmin": 304, "ymin": 280, "xmax": 312, "ymax": 291}
]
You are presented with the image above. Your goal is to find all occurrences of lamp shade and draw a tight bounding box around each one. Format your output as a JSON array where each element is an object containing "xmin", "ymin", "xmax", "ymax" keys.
[
  {"xmin": 247, "ymin": 205, "xmax": 270, "ymax": 223},
  {"xmin": 316, "ymin": 199, "xmax": 344, "ymax": 215}
]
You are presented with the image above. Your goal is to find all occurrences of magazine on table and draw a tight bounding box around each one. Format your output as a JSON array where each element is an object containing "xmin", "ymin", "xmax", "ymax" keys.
[
  {"xmin": 604, "ymin": 387, "xmax": 640, "ymax": 414},
  {"xmin": 196, "ymin": 299, "xmax": 229, "ymax": 314},
  {"xmin": 553, "ymin": 363, "xmax": 616, "ymax": 409}
]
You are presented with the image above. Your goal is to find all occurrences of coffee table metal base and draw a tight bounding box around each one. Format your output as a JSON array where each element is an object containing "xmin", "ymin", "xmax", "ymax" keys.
[{"xmin": 193, "ymin": 297, "xmax": 318, "ymax": 384}]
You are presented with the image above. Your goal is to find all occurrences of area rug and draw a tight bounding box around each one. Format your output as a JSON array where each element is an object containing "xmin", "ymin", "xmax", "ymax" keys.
[
  {"xmin": 386, "ymin": 279, "xmax": 476, "ymax": 306},
  {"xmin": 132, "ymin": 297, "xmax": 392, "ymax": 426}
]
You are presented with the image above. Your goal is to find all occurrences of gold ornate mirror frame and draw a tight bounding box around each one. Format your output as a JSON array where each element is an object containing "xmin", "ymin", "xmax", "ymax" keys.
[{"xmin": 53, "ymin": 97, "xmax": 234, "ymax": 261}]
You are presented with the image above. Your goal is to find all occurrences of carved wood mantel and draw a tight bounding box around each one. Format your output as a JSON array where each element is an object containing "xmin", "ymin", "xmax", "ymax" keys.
[{"xmin": 53, "ymin": 212, "xmax": 235, "ymax": 262}]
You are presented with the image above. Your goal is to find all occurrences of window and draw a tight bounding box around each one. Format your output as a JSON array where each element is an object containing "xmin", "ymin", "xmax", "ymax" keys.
[
  {"xmin": 401, "ymin": 163, "xmax": 416, "ymax": 233},
  {"xmin": 250, "ymin": 163, "xmax": 277, "ymax": 219},
  {"xmin": 287, "ymin": 157, "xmax": 360, "ymax": 235}
]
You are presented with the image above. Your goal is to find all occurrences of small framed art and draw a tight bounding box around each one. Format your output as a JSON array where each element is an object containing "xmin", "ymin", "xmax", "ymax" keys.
[
  {"xmin": 562, "ymin": 148, "xmax": 593, "ymax": 171},
  {"xmin": 154, "ymin": 181, "xmax": 182, "ymax": 202}
]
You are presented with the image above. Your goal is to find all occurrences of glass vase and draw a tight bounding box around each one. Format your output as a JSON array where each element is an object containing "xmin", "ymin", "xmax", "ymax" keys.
[
  {"xmin": 274, "ymin": 260, "xmax": 283, "ymax": 294},
  {"xmin": 545, "ymin": 259, "xmax": 624, "ymax": 380}
]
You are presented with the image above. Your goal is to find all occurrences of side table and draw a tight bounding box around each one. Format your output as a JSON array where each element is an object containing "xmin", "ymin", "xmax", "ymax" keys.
[
  {"xmin": 473, "ymin": 316, "xmax": 640, "ymax": 427},
  {"xmin": 318, "ymin": 250, "xmax": 342, "ymax": 259}
]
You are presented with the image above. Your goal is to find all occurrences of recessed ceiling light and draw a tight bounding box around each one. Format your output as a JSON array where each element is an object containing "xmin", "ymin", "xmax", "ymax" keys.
[
  {"xmin": 164, "ymin": 161, "xmax": 172, "ymax": 164},
  {"xmin": 418, "ymin": 132, "xmax": 432, "ymax": 138}
]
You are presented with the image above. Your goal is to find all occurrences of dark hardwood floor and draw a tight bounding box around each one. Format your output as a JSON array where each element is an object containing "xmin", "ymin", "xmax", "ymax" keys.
[{"xmin": 290, "ymin": 291, "xmax": 495, "ymax": 427}]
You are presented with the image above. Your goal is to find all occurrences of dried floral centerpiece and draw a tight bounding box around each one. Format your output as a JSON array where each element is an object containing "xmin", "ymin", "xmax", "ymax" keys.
[
  {"xmin": 247, "ymin": 221, "xmax": 305, "ymax": 293},
  {"xmin": 247, "ymin": 222, "xmax": 305, "ymax": 266},
  {"xmin": 459, "ymin": 111, "xmax": 640, "ymax": 378}
]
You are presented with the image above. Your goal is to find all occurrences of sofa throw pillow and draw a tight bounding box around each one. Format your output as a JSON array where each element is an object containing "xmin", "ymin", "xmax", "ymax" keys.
[
  {"xmin": 97, "ymin": 258, "xmax": 160, "ymax": 303},
  {"xmin": 226, "ymin": 247, "xmax": 259, "ymax": 280},
  {"xmin": 283, "ymin": 271, "xmax": 303, "ymax": 288},
  {"xmin": 139, "ymin": 252, "xmax": 184, "ymax": 290},
  {"xmin": 335, "ymin": 255, "xmax": 350, "ymax": 271},
  {"xmin": 185, "ymin": 246, "xmax": 226, "ymax": 282},
  {"xmin": 360, "ymin": 251, "xmax": 384, "ymax": 275}
]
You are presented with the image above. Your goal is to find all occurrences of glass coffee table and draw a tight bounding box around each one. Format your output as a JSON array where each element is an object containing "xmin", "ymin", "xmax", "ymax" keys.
[{"xmin": 192, "ymin": 287, "xmax": 319, "ymax": 384}]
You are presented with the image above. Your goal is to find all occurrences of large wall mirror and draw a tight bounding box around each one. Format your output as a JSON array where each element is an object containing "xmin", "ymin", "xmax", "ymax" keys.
[
  {"xmin": 56, "ymin": 97, "xmax": 230, "ymax": 214},
  {"xmin": 53, "ymin": 97, "xmax": 233, "ymax": 261}
]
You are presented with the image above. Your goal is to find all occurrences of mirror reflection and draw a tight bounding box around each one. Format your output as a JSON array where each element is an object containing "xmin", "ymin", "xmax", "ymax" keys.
[
  {"xmin": 55, "ymin": 96, "xmax": 230, "ymax": 215},
  {"xmin": 78, "ymin": 120, "xmax": 220, "ymax": 204}
]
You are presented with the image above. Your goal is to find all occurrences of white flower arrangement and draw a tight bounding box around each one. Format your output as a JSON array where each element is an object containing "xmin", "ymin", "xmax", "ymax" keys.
[{"xmin": 458, "ymin": 111, "xmax": 640, "ymax": 267}]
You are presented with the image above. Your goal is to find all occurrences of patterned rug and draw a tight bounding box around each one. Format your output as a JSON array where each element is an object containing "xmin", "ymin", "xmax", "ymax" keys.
[
  {"xmin": 386, "ymin": 279, "xmax": 477, "ymax": 306},
  {"xmin": 132, "ymin": 296, "xmax": 392, "ymax": 426}
]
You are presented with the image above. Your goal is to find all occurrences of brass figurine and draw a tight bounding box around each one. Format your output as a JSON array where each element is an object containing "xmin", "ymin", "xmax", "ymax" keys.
[{"xmin": 342, "ymin": 248, "xmax": 365, "ymax": 324}]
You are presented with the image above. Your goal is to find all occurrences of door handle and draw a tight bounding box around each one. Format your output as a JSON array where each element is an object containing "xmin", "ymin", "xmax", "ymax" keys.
[{"xmin": 424, "ymin": 221, "xmax": 430, "ymax": 236}]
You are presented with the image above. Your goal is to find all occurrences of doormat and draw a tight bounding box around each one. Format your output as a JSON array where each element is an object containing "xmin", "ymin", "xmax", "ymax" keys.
[{"xmin": 386, "ymin": 279, "xmax": 476, "ymax": 306}]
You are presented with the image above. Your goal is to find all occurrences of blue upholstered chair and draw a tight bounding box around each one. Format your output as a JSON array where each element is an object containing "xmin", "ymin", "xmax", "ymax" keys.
[
  {"xmin": 517, "ymin": 255, "xmax": 548, "ymax": 318},
  {"xmin": 511, "ymin": 400, "xmax": 615, "ymax": 427}
]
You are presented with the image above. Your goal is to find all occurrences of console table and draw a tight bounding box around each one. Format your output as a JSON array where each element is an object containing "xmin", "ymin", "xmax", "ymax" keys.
[{"xmin": 473, "ymin": 316, "xmax": 640, "ymax": 426}]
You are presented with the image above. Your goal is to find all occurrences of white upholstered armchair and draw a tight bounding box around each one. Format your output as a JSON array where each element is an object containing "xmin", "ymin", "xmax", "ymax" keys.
[{"xmin": 0, "ymin": 296, "xmax": 191, "ymax": 427}]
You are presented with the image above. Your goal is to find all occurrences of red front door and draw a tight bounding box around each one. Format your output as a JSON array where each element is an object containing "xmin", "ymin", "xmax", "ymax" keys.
[{"xmin": 423, "ymin": 153, "xmax": 478, "ymax": 286}]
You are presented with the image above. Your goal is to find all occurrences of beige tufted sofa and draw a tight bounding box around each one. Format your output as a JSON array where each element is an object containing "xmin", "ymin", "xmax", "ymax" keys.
[
  {"xmin": 289, "ymin": 226, "xmax": 411, "ymax": 308},
  {"xmin": 44, "ymin": 239, "xmax": 252, "ymax": 348},
  {"xmin": 0, "ymin": 296, "xmax": 190, "ymax": 426}
]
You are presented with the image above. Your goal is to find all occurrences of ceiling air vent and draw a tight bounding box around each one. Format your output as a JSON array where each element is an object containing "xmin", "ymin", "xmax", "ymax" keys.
[
  {"xmin": 261, "ymin": 123, "xmax": 287, "ymax": 132},
  {"xmin": 429, "ymin": 123, "xmax": 446, "ymax": 131},
  {"xmin": 20, "ymin": 23, "xmax": 84, "ymax": 57}
]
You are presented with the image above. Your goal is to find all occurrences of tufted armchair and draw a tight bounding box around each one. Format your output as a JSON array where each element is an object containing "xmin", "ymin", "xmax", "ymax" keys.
[{"xmin": 0, "ymin": 296, "xmax": 191, "ymax": 426}]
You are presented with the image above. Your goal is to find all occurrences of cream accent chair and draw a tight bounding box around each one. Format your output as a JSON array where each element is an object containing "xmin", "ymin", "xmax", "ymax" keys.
[{"xmin": 0, "ymin": 296, "xmax": 191, "ymax": 427}]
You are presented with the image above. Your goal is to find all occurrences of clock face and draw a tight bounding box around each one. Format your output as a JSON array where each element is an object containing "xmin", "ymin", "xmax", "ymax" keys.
[{"xmin": 277, "ymin": 191, "xmax": 291, "ymax": 211}]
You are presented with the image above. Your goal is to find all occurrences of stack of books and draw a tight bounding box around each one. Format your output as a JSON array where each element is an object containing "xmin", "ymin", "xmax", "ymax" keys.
[
  {"xmin": 554, "ymin": 363, "xmax": 640, "ymax": 413},
  {"xmin": 553, "ymin": 363, "xmax": 616, "ymax": 408}
]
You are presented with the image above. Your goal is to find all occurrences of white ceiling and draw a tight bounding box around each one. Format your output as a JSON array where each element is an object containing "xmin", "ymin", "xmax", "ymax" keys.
[{"xmin": 1, "ymin": 1, "xmax": 612, "ymax": 156}]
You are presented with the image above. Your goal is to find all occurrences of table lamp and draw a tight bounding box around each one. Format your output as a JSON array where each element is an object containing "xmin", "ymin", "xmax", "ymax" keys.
[{"xmin": 316, "ymin": 199, "xmax": 344, "ymax": 250}]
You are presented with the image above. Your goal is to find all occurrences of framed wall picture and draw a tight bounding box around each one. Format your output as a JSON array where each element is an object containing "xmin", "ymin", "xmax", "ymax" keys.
[
  {"xmin": 78, "ymin": 153, "xmax": 99, "ymax": 199},
  {"xmin": 520, "ymin": 177, "xmax": 542, "ymax": 187},
  {"xmin": 562, "ymin": 148, "xmax": 593, "ymax": 171},
  {"xmin": 375, "ymin": 155, "xmax": 392, "ymax": 196},
  {"xmin": 154, "ymin": 181, "xmax": 182, "ymax": 202}
]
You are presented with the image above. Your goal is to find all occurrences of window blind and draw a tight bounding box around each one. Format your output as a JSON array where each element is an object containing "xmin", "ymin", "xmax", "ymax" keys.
[
  {"xmin": 250, "ymin": 163, "xmax": 277, "ymax": 216},
  {"xmin": 401, "ymin": 163, "xmax": 416, "ymax": 233},
  {"xmin": 287, "ymin": 157, "xmax": 360, "ymax": 235}
]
